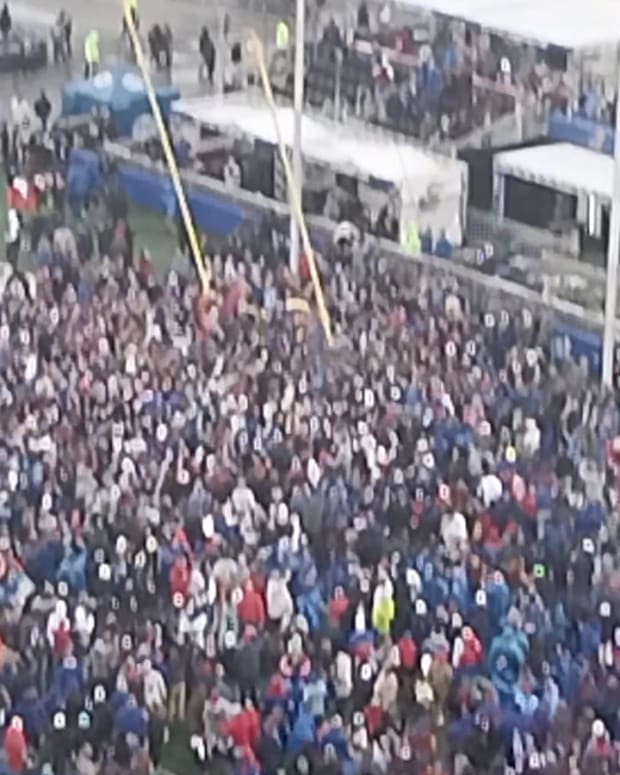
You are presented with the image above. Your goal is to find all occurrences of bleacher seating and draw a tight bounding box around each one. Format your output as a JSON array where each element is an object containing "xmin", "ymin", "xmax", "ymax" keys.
[{"xmin": 270, "ymin": 11, "xmax": 586, "ymax": 147}]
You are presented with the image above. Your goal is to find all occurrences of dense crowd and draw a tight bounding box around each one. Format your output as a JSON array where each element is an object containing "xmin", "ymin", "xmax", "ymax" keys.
[
  {"xmin": 290, "ymin": 1, "xmax": 576, "ymax": 144},
  {"xmin": 0, "ymin": 164, "xmax": 617, "ymax": 775},
  {"xmin": 0, "ymin": 3, "xmax": 618, "ymax": 770}
]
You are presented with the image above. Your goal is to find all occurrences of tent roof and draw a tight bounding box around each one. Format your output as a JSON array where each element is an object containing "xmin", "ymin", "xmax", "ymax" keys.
[
  {"xmin": 172, "ymin": 95, "xmax": 459, "ymax": 188},
  {"xmin": 493, "ymin": 143, "xmax": 613, "ymax": 201},
  {"xmin": 399, "ymin": 0, "xmax": 620, "ymax": 49}
]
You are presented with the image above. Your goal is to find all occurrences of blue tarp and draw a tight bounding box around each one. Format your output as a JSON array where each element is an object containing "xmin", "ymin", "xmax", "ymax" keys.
[
  {"xmin": 118, "ymin": 165, "xmax": 245, "ymax": 236},
  {"xmin": 62, "ymin": 66, "xmax": 180, "ymax": 136},
  {"xmin": 548, "ymin": 111, "xmax": 614, "ymax": 156},
  {"xmin": 67, "ymin": 149, "xmax": 103, "ymax": 201}
]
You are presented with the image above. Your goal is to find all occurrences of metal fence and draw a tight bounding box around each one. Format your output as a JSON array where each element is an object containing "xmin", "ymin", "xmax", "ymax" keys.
[{"xmin": 466, "ymin": 208, "xmax": 579, "ymax": 259}]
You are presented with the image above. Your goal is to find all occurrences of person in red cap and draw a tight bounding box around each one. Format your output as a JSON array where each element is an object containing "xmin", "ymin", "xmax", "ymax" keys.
[{"xmin": 5, "ymin": 716, "xmax": 27, "ymax": 773}]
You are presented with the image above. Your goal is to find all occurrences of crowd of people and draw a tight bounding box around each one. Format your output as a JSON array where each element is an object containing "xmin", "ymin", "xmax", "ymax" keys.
[
  {"xmin": 282, "ymin": 0, "xmax": 577, "ymax": 144},
  {"xmin": 0, "ymin": 3, "xmax": 620, "ymax": 775},
  {"xmin": 0, "ymin": 133, "xmax": 618, "ymax": 775}
]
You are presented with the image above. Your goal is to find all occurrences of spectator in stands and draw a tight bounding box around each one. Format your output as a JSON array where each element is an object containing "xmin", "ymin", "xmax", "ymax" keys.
[
  {"xmin": 223, "ymin": 153, "xmax": 241, "ymax": 187},
  {"xmin": 420, "ymin": 225, "xmax": 433, "ymax": 254},
  {"xmin": 434, "ymin": 229, "xmax": 454, "ymax": 259},
  {"xmin": 375, "ymin": 202, "xmax": 399, "ymax": 242}
]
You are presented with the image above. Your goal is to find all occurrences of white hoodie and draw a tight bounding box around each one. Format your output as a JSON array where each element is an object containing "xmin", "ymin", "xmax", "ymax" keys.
[
  {"xmin": 231, "ymin": 483, "xmax": 256, "ymax": 516},
  {"xmin": 74, "ymin": 604, "xmax": 95, "ymax": 647},
  {"xmin": 522, "ymin": 418, "xmax": 541, "ymax": 457},
  {"xmin": 46, "ymin": 600, "xmax": 69, "ymax": 648},
  {"xmin": 441, "ymin": 511, "xmax": 468, "ymax": 554},
  {"xmin": 333, "ymin": 651, "xmax": 353, "ymax": 699},
  {"xmin": 143, "ymin": 663, "xmax": 167, "ymax": 711},
  {"xmin": 266, "ymin": 573, "xmax": 294, "ymax": 625}
]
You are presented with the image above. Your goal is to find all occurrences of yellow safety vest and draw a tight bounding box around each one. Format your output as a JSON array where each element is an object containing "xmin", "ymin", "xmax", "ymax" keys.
[
  {"xmin": 276, "ymin": 20, "xmax": 289, "ymax": 49},
  {"xmin": 85, "ymin": 31, "xmax": 100, "ymax": 64},
  {"xmin": 405, "ymin": 223, "xmax": 421, "ymax": 254}
]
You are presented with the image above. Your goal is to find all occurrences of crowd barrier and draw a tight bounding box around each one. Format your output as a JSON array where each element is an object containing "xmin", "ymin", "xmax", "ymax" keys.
[{"xmin": 103, "ymin": 141, "xmax": 620, "ymax": 377}]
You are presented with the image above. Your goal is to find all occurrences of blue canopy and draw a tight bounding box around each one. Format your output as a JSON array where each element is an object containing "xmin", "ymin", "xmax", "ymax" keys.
[{"xmin": 61, "ymin": 66, "xmax": 180, "ymax": 136}]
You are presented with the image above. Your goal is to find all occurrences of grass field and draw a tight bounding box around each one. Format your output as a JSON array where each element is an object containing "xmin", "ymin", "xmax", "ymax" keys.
[
  {"xmin": 129, "ymin": 202, "xmax": 180, "ymax": 274},
  {"xmin": 160, "ymin": 722, "xmax": 202, "ymax": 775},
  {"xmin": 0, "ymin": 170, "xmax": 179, "ymax": 275}
]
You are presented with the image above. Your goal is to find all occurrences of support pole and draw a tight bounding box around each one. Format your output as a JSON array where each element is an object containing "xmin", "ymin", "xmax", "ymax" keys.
[
  {"xmin": 217, "ymin": 7, "xmax": 226, "ymax": 96},
  {"xmin": 290, "ymin": 0, "xmax": 305, "ymax": 274},
  {"xmin": 251, "ymin": 30, "xmax": 333, "ymax": 346},
  {"xmin": 122, "ymin": 0, "xmax": 210, "ymax": 294},
  {"xmin": 602, "ymin": 47, "xmax": 620, "ymax": 387}
]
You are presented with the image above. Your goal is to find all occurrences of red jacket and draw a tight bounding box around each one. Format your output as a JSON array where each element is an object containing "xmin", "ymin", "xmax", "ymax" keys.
[
  {"xmin": 53, "ymin": 620, "xmax": 73, "ymax": 659},
  {"xmin": 460, "ymin": 634, "xmax": 483, "ymax": 667},
  {"xmin": 5, "ymin": 725, "xmax": 26, "ymax": 773},
  {"xmin": 223, "ymin": 708, "xmax": 260, "ymax": 750},
  {"xmin": 300, "ymin": 253, "xmax": 311, "ymax": 282},
  {"xmin": 170, "ymin": 559, "xmax": 190, "ymax": 600},
  {"xmin": 520, "ymin": 489, "xmax": 538, "ymax": 520},
  {"xmin": 328, "ymin": 593, "xmax": 349, "ymax": 625},
  {"xmin": 364, "ymin": 704, "xmax": 385, "ymax": 737},
  {"xmin": 237, "ymin": 586, "xmax": 266, "ymax": 627},
  {"xmin": 398, "ymin": 635, "xmax": 418, "ymax": 670}
]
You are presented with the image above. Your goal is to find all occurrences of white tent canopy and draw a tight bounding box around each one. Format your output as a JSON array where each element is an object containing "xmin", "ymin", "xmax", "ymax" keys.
[
  {"xmin": 174, "ymin": 96, "xmax": 454, "ymax": 190},
  {"xmin": 399, "ymin": 0, "xmax": 620, "ymax": 49},
  {"xmin": 494, "ymin": 143, "xmax": 613, "ymax": 202},
  {"xmin": 172, "ymin": 95, "xmax": 467, "ymax": 244}
]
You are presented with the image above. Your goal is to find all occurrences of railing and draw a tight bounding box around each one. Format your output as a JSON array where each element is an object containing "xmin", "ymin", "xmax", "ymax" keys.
[{"xmin": 467, "ymin": 207, "xmax": 581, "ymax": 259}]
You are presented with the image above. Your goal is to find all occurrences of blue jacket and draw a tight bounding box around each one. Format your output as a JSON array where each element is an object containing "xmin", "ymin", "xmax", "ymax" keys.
[
  {"xmin": 488, "ymin": 625, "xmax": 529, "ymax": 700},
  {"xmin": 116, "ymin": 701, "xmax": 149, "ymax": 738},
  {"xmin": 287, "ymin": 709, "xmax": 315, "ymax": 755}
]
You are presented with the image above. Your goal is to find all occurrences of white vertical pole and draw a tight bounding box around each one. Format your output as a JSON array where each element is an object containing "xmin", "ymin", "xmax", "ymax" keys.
[
  {"xmin": 290, "ymin": 0, "xmax": 305, "ymax": 273},
  {"xmin": 602, "ymin": 47, "xmax": 620, "ymax": 387},
  {"xmin": 217, "ymin": 8, "xmax": 226, "ymax": 95}
]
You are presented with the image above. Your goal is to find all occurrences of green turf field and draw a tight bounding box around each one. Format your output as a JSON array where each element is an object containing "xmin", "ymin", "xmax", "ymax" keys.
[
  {"xmin": 129, "ymin": 202, "xmax": 179, "ymax": 274},
  {"xmin": 0, "ymin": 168, "xmax": 178, "ymax": 275},
  {"xmin": 160, "ymin": 722, "xmax": 202, "ymax": 775}
]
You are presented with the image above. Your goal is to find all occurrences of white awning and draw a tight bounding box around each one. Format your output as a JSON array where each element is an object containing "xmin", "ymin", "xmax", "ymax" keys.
[
  {"xmin": 172, "ymin": 94, "xmax": 468, "ymax": 244},
  {"xmin": 172, "ymin": 95, "xmax": 455, "ymax": 189},
  {"xmin": 399, "ymin": 0, "xmax": 620, "ymax": 49},
  {"xmin": 493, "ymin": 143, "xmax": 613, "ymax": 202}
]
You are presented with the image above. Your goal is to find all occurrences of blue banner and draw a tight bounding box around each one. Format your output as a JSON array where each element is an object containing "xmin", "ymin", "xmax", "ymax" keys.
[
  {"xmin": 118, "ymin": 165, "xmax": 245, "ymax": 236},
  {"xmin": 550, "ymin": 322, "xmax": 602, "ymax": 374},
  {"xmin": 548, "ymin": 111, "xmax": 614, "ymax": 156}
]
